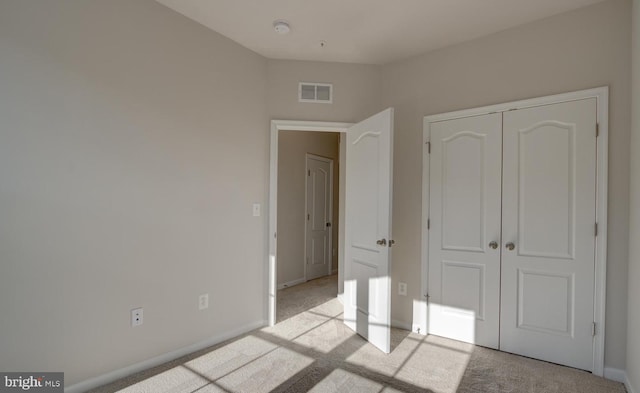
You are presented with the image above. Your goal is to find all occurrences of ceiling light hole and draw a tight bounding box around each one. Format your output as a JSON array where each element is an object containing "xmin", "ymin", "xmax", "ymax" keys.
[
  {"xmin": 273, "ymin": 20, "xmax": 290, "ymax": 34},
  {"xmin": 319, "ymin": 40, "xmax": 327, "ymax": 48}
]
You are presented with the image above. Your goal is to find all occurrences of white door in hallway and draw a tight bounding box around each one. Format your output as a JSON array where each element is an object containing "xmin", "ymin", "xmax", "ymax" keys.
[
  {"xmin": 344, "ymin": 108, "xmax": 394, "ymax": 353},
  {"xmin": 305, "ymin": 154, "xmax": 333, "ymax": 281},
  {"xmin": 428, "ymin": 113, "xmax": 503, "ymax": 349},
  {"xmin": 500, "ymin": 98, "xmax": 597, "ymax": 371}
]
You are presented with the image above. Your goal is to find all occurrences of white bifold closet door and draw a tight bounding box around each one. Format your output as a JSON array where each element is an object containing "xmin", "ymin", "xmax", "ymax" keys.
[{"xmin": 428, "ymin": 98, "xmax": 597, "ymax": 371}]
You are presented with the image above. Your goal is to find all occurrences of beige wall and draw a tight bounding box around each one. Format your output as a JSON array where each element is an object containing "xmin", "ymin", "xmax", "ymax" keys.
[
  {"xmin": 266, "ymin": 59, "xmax": 383, "ymax": 296},
  {"xmin": 267, "ymin": 59, "xmax": 383, "ymax": 123},
  {"xmin": 277, "ymin": 132, "xmax": 340, "ymax": 285},
  {"xmin": 381, "ymin": 0, "xmax": 632, "ymax": 369},
  {"xmin": 0, "ymin": 0, "xmax": 268, "ymax": 386},
  {"xmin": 627, "ymin": 0, "xmax": 640, "ymax": 390},
  {"xmin": 0, "ymin": 0, "xmax": 634, "ymax": 388}
]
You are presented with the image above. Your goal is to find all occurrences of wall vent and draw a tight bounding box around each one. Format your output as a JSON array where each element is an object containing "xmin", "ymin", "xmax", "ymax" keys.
[{"xmin": 299, "ymin": 82, "xmax": 333, "ymax": 104}]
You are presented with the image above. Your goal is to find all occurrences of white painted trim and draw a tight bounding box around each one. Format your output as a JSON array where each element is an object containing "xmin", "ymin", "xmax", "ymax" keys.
[
  {"xmin": 424, "ymin": 87, "xmax": 608, "ymax": 123},
  {"xmin": 277, "ymin": 278, "xmax": 306, "ymax": 290},
  {"xmin": 593, "ymin": 87, "xmax": 609, "ymax": 378},
  {"xmin": 420, "ymin": 86, "xmax": 609, "ymax": 376},
  {"xmin": 416, "ymin": 116, "xmax": 431, "ymax": 337},
  {"xmin": 268, "ymin": 120, "xmax": 352, "ymax": 327},
  {"xmin": 604, "ymin": 367, "xmax": 627, "ymax": 383},
  {"xmin": 604, "ymin": 368, "xmax": 635, "ymax": 393},
  {"xmin": 65, "ymin": 320, "xmax": 266, "ymax": 393},
  {"xmin": 391, "ymin": 319, "xmax": 412, "ymax": 331},
  {"xmin": 304, "ymin": 154, "xmax": 334, "ymax": 280},
  {"xmin": 337, "ymin": 293, "xmax": 344, "ymax": 304}
]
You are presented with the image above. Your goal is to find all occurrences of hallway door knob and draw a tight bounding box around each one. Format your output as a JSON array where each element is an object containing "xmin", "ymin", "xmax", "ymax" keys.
[
  {"xmin": 376, "ymin": 239, "xmax": 387, "ymax": 246},
  {"xmin": 505, "ymin": 242, "xmax": 516, "ymax": 251},
  {"xmin": 489, "ymin": 241, "xmax": 498, "ymax": 249}
]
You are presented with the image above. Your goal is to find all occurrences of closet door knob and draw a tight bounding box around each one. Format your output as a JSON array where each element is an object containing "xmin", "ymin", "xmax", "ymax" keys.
[
  {"xmin": 489, "ymin": 241, "xmax": 498, "ymax": 249},
  {"xmin": 376, "ymin": 239, "xmax": 387, "ymax": 246},
  {"xmin": 505, "ymin": 242, "xmax": 515, "ymax": 251}
]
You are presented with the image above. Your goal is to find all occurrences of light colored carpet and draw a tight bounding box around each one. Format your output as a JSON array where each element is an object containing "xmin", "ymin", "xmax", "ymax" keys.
[
  {"xmin": 277, "ymin": 275, "xmax": 338, "ymax": 323},
  {"xmin": 91, "ymin": 276, "xmax": 625, "ymax": 393}
]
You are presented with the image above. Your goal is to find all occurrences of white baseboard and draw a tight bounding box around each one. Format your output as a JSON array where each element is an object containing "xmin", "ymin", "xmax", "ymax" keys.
[
  {"xmin": 277, "ymin": 278, "xmax": 306, "ymax": 290},
  {"xmin": 336, "ymin": 293, "xmax": 344, "ymax": 304},
  {"xmin": 604, "ymin": 367, "xmax": 635, "ymax": 393},
  {"xmin": 65, "ymin": 319, "xmax": 266, "ymax": 393},
  {"xmin": 391, "ymin": 319, "xmax": 412, "ymax": 331},
  {"xmin": 604, "ymin": 367, "xmax": 626, "ymax": 382}
]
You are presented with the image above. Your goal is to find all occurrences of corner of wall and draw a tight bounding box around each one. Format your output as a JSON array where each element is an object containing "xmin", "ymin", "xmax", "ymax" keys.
[{"xmin": 626, "ymin": 1, "xmax": 640, "ymax": 392}]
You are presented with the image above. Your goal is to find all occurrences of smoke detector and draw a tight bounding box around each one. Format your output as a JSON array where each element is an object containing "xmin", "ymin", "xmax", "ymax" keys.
[{"xmin": 273, "ymin": 20, "xmax": 290, "ymax": 34}]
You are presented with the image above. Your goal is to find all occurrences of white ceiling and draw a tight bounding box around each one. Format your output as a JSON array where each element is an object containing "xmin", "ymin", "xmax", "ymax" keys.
[{"xmin": 155, "ymin": 0, "xmax": 605, "ymax": 65}]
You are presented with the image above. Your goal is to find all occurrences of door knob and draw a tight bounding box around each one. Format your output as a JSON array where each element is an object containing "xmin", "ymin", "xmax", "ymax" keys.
[
  {"xmin": 505, "ymin": 242, "xmax": 515, "ymax": 251},
  {"xmin": 489, "ymin": 241, "xmax": 498, "ymax": 249},
  {"xmin": 376, "ymin": 239, "xmax": 387, "ymax": 246},
  {"xmin": 389, "ymin": 239, "xmax": 396, "ymax": 247}
]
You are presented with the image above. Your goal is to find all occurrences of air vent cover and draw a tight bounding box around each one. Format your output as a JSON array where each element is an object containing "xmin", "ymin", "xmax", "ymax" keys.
[{"xmin": 299, "ymin": 82, "xmax": 332, "ymax": 103}]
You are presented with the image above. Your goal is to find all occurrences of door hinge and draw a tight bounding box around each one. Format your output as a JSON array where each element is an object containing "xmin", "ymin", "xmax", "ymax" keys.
[
  {"xmin": 426, "ymin": 141, "xmax": 431, "ymax": 154},
  {"xmin": 592, "ymin": 322, "xmax": 597, "ymax": 336},
  {"xmin": 595, "ymin": 222, "xmax": 598, "ymax": 237},
  {"xmin": 427, "ymin": 218, "xmax": 430, "ymax": 230},
  {"xmin": 424, "ymin": 293, "xmax": 430, "ymax": 303},
  {"xmin": 596, "ymin": 123, "xmax": 599, "ymax": 138},
  {"xmin": 307, "ymin": 213, "xmax": 310, "ymax": 221},
  {"xmin": 308, "ymin": 169, "xmax": 311, "ymax": 176}
]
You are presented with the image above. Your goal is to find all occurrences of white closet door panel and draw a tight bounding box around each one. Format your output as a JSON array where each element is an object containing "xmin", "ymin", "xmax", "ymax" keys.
[
  {"xmin": 428, "ymin": 113, "xmax": 502, "ymax": 349},
  {"xmin": 500, "ymin": 98, "xmax": 596, "ymax": 371}
]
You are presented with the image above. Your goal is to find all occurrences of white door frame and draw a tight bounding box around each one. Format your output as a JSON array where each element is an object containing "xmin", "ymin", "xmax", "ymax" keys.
[
  {"xmin": 268, "ymin": 120, "xmax": 352, "ymax": 326},
  {"xmin": 420, "ymin": 86, "xmax": 609, "ymax": 376},
  {"xmin": 304, "ymin": 153, "xmax": 335, "ymax": 281}
]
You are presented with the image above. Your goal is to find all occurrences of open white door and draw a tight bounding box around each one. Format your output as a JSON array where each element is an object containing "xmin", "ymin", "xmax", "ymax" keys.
[{"xmin": 343, "ymin": 108, "xmax": 394, "ymax": 353}]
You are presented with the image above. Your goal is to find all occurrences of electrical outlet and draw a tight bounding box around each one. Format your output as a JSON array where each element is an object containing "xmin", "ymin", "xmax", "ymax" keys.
[
  {"xmin": 131, "ymin": 308, "xmax": 143, "ymax": 327},
  {"xmin": 252, "ymin": 203, "xmax": 261, "ymax": 217},
  {"xmin": 199, "ymin": 293, "xmax": 209, "ymax": 310},
  {"xmin": 398, "ymin": 282, "xmax": 407, "ymax": 296}
]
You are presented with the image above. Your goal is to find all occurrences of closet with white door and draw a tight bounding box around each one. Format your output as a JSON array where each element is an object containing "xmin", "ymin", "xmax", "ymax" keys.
[{"xmin": 422, "ymin": 88, "xmax": 608, "ymax": 373}]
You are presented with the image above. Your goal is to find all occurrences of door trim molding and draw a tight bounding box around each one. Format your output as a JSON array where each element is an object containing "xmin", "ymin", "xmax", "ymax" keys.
[
  {"xmin": 304, "ymin": 153, "xmax": 335, "ymax": 280},
  {"xmin": 268, "ymin": 120, "xmax": 352, "ymax": 326},
  {"xmin": 420, "ymin": 86, "xmax": 609, "ymax": 376}
]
